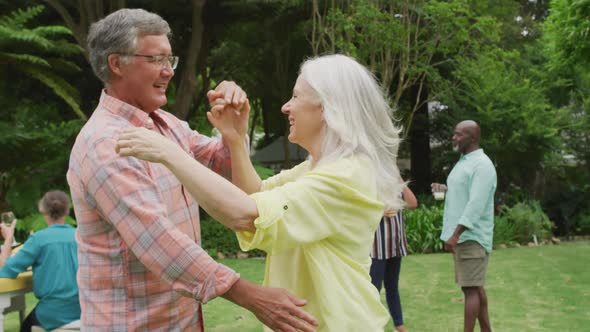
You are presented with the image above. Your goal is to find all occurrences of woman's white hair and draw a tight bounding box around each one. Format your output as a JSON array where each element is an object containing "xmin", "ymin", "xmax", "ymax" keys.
[{"xmin": 300, "ymin": 54, "xmax": 404, "ymax": 210}]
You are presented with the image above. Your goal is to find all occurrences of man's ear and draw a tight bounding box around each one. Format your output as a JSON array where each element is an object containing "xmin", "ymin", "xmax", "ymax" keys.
[{"xmin": 107, "ymin": 54, "xmax": 124, "ymax": 78}]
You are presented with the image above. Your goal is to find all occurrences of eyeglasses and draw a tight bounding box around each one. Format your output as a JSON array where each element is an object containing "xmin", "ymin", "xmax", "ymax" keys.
[{"xmin": 123, "ymin": 54, "xmax": 179, "ymax": 70}]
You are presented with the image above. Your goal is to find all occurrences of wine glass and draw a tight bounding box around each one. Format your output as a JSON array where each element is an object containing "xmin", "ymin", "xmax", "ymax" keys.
[{"xmin": 1, "ymin": 211, "xmax": 15, "ymax": 225}]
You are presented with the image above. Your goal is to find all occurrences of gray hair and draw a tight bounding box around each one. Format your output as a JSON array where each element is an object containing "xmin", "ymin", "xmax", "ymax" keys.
[
  {"xmin": 38, "ymin": 190, "xmax": 70, "ymax": 220},
  {"xmin": 87, "ymin": 8, "xmax": 171, "ymax": 83},
  {"xmin": 300, "ymin": 54, "xmax": 404, "ymax": 211}
]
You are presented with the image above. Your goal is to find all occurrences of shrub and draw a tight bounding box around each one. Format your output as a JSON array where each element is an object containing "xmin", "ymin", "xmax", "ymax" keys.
[
  {"xmin": 405, "ymin": 205, "xmax": 444, "ymax": 254},
  {"xmin": 200, "ymin": 215, "xmax": 241, "ymax": 256},
  {"xmin": 496, "ymin": 201, "xmax": 553, "ymax": 244},
  {"xmin": 200, "ymin": 163, "xmax": 274, "ymax": 257},
  {"xmin": 572, "ymin": 209, "xmax": 590, "ymax": 235},
  {"xmin": 493, "ymin": 214, "xmax": 517, "ymax": 245}
]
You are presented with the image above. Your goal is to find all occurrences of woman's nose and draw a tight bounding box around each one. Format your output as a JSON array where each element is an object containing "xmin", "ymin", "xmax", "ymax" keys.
[{"xmin": 281, "ymin": 103, "xmax": 289, "ymax": 114}]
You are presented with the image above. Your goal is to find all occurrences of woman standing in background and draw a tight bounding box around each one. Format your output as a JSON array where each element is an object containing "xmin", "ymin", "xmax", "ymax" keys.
[{"xmin": 370, "ymin": 183, "xmax": 418, "ymax": 332}]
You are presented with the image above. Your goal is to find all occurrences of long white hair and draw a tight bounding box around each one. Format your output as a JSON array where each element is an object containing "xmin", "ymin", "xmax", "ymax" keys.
[{"xmin": 300, "ymin": 54, "xmax": 404, "ymax": 211}]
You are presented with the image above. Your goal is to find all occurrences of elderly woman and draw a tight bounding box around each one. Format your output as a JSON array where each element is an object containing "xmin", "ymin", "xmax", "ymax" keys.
[
  {"xmin": 117, "ymin": 54, "xmax": 404, "ymax": 331},
  {"xmin": 0, "ymin": 191, "xmax": 80, "ymax": 332}
]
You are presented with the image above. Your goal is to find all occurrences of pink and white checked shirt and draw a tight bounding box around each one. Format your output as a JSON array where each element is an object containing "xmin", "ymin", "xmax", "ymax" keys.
[{"xmin": 67, "ymin": 91, "xmax": 240, "ymax": 331}]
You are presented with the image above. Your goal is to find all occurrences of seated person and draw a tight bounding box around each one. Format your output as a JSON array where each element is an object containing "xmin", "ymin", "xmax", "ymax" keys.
[{"xmin": 0, "ymin": 191, "xmax": 80, "ymax": 332}]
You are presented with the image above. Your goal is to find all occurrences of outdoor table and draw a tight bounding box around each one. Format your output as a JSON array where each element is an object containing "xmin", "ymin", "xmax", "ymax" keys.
[{"xmin": 0, "ymin": 271, "xmax": 33, "ymax": 332}]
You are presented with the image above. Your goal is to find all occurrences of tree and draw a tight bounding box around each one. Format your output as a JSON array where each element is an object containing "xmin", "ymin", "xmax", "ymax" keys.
[
  {"xmin": 0, "ymin": 5, "xmax": 86, "ymax": 120},
  {"xmin": 436, "ymin": 48, "xmax": 561, "ymax": 198},
  {"xmin": 308, "ymin": 0, "xmax": 500, "ymax": 191},
  {"xmin": 544, "ymin": 0, "xmax": 590, "ymax": 70},
  {"xmin": 45, "ymin": 0, "xmax": 209, "ymax": 120}
]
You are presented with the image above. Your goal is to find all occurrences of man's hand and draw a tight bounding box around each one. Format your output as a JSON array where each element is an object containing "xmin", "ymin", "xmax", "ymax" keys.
[
  {"xmin": 444, "ymin": 235, "xmax": 459, "ymax": 254},
  {"xmin": 208, "ymin": 99, "xmax": 250, "ymax": 146},
  {"xmin": 430, "ymin": 183, "xmax": 448, "ymax": 193},
  {"xmin": 223, "ymin": 278, "xmax": 318, "ymax": 332},
  {"xmin": 207, "ymin": 80, "xmax": 247, "ymax": 108}
]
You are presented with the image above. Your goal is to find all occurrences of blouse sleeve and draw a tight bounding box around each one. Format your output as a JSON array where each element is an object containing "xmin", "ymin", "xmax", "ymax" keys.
[{"xmin": 236, "ymin": 158, "xmax": 384, "ymax": 254}]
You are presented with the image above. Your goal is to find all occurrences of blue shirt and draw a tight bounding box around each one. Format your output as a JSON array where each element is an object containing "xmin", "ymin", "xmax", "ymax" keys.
[
  {"xmin": 0, "ymin": 224, "xmax": 80, "ymax": 330},
  {"xmin": 440, "ymin": 149, "xmax": 497, "ymax": 252}
]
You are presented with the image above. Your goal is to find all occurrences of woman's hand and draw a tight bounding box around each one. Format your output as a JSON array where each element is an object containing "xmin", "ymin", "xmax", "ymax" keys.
[
  {"xmin": 116, "ymin": 127, "xmax": 180, "ymax": 164},
  {"xmin": 206, "ymin": 81, "xmax": 250, "ymax": 147}
]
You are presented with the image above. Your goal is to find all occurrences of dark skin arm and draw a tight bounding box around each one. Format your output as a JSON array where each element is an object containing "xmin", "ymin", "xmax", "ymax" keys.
[{"xmin": 445, "ymin": 224, "xmax": 466, "ymax": 254}]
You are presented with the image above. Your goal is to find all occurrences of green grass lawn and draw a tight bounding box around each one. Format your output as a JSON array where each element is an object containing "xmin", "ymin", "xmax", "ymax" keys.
[{"xmin": 5, "ymin": 241, "xmax": 589, "ymax": 331}]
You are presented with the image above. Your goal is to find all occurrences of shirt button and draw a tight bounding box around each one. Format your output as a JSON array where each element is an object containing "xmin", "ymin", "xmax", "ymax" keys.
[
  {"xmin": 146, "ymin": 118, "xmax": 154, "ymax": 129},
  {"xmin": 283, "ymin": 205, "xmax": 288, "ymax": 210}
]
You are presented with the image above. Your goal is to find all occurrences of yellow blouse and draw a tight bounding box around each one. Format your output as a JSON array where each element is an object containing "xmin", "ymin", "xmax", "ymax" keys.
[{"xmin": 237, "ymin": 156, "xmax": 390, "ymax": 332}]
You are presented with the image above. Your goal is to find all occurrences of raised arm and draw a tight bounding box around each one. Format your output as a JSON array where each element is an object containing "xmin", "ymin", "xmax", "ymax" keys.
[
  {"xmin": 206, "ymin": 97, "xmax": 262, "ymax": 194},
  {"xmin": 116, "ymin": 127, "xmax": 258, "ymax": 232}
]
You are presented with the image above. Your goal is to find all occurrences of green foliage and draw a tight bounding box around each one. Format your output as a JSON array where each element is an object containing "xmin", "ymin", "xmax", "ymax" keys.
[
  {"xmin": 496, "ymin": 201, "xmax": 553, "ymax": 244},
  {"xmin": 200, "ymin": 162, "xmax": 273, "ymax": 256},
  {"xmin": 437, "ymin": 47, "xmax": 561, "ymax": 194},
  {"xmin": 405, "ymin": 205, "xmax": 444, "ymax": 253},
  {"xmin": 572, "ymin": 209, "xmax": 590, "ymax": 235},
  {"xmin": 0, "ymin": 5, "xmax": 85, "ymax": 120},
  {"xmin": 544, "ymin": 0, "xmax": 590, "ymax": 70},
  {"xmin": 493, "ymin": 214, "xmax": 517, "ymax": 245},
  {"xmin": 310, "ymin": 0, "xmax": 502, "ymax": 133},
  {"xmin": 0, "ymin": 97, "xmax": 83, "ymax": 217},
  {"xmin": 200, "ymin": 215, "xmax": 240, "ymax": 256},
  {"xmin": 253, "ymin": 163, "xmax": 275, "ymax": 180}
]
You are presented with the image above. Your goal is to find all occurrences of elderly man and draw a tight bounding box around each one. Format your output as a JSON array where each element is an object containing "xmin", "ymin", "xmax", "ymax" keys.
[
  {"xmin": 67, "ymin": 8, "xmax": 316, "ymax": 332},
  {"xmin": 431, "ymin": 120, "xmax": 497, "ymax": 332}
]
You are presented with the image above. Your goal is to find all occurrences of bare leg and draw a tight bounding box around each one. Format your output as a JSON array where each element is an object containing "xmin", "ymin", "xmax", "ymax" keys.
[
  {"xmin": 462, "ymin": 287, "xmax": 480, "ymax": 332},
  {"xmin": 477, "ymin": 287, "xmax": 491, "ymax": 332}
]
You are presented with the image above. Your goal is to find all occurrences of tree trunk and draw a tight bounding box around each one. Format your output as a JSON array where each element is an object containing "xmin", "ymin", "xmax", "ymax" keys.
[
  {"xmin": 409, "ymin": 85, "xmax": 432, "ymax": 194},
  {"xmin": 46, "ymin": 0, "xmax": 127, "ymax": 61},
  {"xmin": 171, "ymin": 0, "xmax": 206, "ymax": 120}
]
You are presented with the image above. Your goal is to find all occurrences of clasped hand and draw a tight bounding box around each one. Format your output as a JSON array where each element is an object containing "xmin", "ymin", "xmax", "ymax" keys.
[
  {"xmin": 116, "ymin": 81, "xmax": 249, "ymax": 162},
  {"xmin": 206, "ymin": 81, "xmax": 250, "ymax": 146}
]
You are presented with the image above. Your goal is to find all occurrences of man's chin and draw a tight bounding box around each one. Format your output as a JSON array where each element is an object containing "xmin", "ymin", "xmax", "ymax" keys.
[{"xmin": 452, "ymin": 145, "xmax": 459, "ymax": 152}]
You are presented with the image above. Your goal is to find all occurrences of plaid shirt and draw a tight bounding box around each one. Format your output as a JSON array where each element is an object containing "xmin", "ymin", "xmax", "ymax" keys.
[{"xmin": 67, "ymin": 91, "xmax": 240, "ymax": 331}]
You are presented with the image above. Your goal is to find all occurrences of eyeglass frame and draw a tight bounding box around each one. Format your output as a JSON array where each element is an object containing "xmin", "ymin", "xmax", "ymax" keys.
[{"xmin": 116, "ymin": 53, "xmax": 179, "ymax": 70}]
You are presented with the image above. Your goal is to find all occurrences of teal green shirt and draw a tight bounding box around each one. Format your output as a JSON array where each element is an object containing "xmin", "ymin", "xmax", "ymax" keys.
[
  {"xmin": 0, "ymin": 224, "xmax": 80, "ymax": 330},
  {"xmin": 441, "ymin": 149, "xmax": 497, "ymax": 252}
]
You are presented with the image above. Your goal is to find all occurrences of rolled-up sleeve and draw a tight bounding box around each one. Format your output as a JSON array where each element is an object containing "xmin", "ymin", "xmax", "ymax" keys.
[
  {"xmin": 457, "ymin": 163, "xmax": 497, "ymax": 230},
  {"xmin": 237, "ymin": 160, "xmax": 384, "ymax": 255}
]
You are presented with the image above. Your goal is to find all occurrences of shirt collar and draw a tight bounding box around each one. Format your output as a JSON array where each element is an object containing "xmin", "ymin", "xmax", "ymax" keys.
[
  {"xmin": 98, "ymin": 89, "xmax": 170, "ymax": 129},
  {"xmin": 48, "ymin": 224, "xmax": 73, "ymax": 229},
  {"xmin": 461, "ymin": 148, "xmax": 483, "ymax": 160}
]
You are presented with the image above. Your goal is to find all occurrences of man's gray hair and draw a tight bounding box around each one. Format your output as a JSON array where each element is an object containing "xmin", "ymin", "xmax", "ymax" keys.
[
  {"xmin": 87, "ymin": 8, "xmax": 171, "ymax": 83},
  {"xmin": 300, "ymin": 54, "xmax": 404, "ymax": 211}
]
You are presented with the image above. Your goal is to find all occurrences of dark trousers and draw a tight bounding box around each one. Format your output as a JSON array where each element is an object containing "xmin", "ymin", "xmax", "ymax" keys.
[
  {"xmin": 370, "ymin": 257, "xmax": 404, "ymax": 327},
  {"xmin": 20, "ymin": 306, "xmax": 40, "ymax": 332}
]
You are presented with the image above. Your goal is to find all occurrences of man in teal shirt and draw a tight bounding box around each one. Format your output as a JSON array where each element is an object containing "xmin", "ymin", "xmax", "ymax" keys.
[{"xmin": 432, "ymin": 120, "xmax": 496, "ymax": 332}]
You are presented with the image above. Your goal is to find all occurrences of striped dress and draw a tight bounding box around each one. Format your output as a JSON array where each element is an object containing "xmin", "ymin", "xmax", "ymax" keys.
[{"xmin": 371, "ymin": 210, "xmax": 409, "ymax": 259}]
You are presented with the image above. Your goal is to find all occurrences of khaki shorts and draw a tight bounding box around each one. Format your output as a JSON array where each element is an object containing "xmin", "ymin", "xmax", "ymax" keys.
[{"xmin": 454, "ymin": 240, "xmax": 489, "ymax": 287}]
